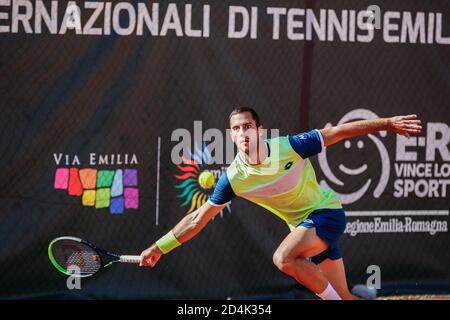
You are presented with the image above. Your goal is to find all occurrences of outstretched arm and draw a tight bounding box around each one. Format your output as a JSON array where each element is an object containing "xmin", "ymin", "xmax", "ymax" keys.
[
  {"xmin": 139, "ymin": 202, "xmax": 225, "ymax": 267},
  {"xmin": 319, "ymin": 114, "xmax": 422, "ymax": 147}
]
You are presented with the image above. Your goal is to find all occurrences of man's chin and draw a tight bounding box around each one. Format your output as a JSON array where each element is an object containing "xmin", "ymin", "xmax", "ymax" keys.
[{"xmin": 239, "ymin": 147, "xmax": 249, "ymax": 154}]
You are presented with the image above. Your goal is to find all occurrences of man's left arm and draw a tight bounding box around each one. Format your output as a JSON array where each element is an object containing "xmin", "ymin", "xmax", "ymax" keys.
[{"xmin": 319, "ymin": 114, "xmax": 422, "ymax": 147}]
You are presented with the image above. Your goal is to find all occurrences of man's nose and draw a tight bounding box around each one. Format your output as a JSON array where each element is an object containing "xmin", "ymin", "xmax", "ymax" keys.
[{"xmin": 239, "ymin": 129, "xmax": 248, "ymax": 138}]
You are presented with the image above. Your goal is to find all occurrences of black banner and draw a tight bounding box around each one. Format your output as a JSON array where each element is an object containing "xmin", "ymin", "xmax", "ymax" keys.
[{"xmin": 0, "ymin": 0, "xmax": 449, "ymax": 299}]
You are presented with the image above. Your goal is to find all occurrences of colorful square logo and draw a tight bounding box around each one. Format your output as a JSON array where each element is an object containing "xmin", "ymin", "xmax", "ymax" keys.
[{"xmin": 54, "ymin": 168, "xmax": 139, "ymax": 214}]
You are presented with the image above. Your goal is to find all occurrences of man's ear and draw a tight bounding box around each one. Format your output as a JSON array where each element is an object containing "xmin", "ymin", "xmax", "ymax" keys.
[
  {"xmin": 230, "ymin": 130, "xmax": 236, "ymax": 143},
  {"xmin": 258, "ymin": 125, "xmax": 264, "ymax": 137}
]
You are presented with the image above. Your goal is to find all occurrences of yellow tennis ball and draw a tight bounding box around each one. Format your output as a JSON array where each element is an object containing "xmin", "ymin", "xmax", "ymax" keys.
[{"xmin": 198, "ymin": 170, "xmax": 215, "ymax": 189}]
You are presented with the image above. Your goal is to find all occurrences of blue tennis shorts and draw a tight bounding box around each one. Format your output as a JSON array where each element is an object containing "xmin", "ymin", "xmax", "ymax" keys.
[{"xmin": 297, "ymin": 208, "xmax": 347, "ymax": 264}]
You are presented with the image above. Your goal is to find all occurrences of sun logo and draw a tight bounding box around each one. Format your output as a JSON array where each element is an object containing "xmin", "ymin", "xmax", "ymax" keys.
[{"xmin": 175, "ymin": 143, "xmax": 231, "ymax": 217}]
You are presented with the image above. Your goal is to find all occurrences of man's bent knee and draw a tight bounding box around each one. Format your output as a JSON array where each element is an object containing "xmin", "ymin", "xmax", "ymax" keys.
[
  {"xmin": 272, "ymin": 250, "xmax": 292, "ymax": 272},
  {"xmin": 272, "ymin": 249, "xmax": 307, "ymax": 274}
]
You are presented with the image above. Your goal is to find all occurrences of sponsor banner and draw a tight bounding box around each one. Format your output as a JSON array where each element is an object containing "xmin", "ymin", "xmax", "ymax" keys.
[{"xmin": 315, "ymin": 108, "xmax": 449, "ymax": 238}]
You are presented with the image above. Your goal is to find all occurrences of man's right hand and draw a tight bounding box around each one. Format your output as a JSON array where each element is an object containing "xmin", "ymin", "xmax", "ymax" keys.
[{"xmin": 139, "ymin": 244, "xmax": 163, "ymax": 267}]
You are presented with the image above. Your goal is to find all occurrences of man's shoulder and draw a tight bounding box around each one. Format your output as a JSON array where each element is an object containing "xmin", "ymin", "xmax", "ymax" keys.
[
  {"xmin": 265, "ymin": 135, "xmax": 287, "ymax": 143},
  {"xmin": 266, "ymin": 135, "xmax": 301, "ymax": 155}
]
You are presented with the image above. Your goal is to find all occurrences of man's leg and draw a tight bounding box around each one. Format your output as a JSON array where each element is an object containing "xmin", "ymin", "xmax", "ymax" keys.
[
  {"xmin": 272, "ymin": 226, "xmax": 335, "ymax": 296},
  {"xmin": 318, "ymin": 258, "xmax": 359, "ymax": 300}
]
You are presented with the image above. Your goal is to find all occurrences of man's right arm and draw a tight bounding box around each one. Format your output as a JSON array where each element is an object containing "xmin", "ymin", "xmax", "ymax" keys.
[
  {"xmin": 173, "ymin": 201, "xmax": 225, "ymax": 243},
  {"xmin": 139, "ymin": 202, "xmax": 225, "ymax": 267},
  {"xmin": 140, "ymin": 172, "xmax": 235, "ymax": 267}
]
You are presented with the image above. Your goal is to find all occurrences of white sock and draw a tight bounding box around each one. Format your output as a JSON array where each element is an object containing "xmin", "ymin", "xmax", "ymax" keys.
[{"xmin": 316, "ymin": 282, "xmax": 342, "ymax": 300}]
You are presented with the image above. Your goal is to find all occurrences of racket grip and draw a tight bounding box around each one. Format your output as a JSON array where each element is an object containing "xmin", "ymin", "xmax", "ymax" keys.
[{"xmin": 119, "ymin": 255, "xmax": 141, "ymax": 264}]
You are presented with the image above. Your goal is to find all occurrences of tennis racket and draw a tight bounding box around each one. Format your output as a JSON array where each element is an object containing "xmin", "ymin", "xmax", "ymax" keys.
[{"xmin": 48, "ymin": 236, "xmax": 140, "ymax": 278}]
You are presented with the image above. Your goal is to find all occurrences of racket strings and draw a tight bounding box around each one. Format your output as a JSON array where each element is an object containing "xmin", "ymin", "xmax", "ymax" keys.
[{"xmin": 51, "ymin": 240, "xmax": 101, "ymax": 276}]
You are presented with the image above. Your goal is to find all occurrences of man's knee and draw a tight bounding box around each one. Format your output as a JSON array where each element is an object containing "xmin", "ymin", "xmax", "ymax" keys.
[{"xmin": 272, "ymin": 249, "xmax": 298, "ymax": 273}]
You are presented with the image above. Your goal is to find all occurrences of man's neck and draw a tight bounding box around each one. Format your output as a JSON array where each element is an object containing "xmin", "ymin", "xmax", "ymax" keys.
[{"xmin": 241, "ymin": 140, "xmax": 268, "ymax": 165}]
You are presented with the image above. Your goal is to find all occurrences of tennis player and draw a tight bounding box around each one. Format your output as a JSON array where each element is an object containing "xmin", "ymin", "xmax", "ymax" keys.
[{"xmin": 140, "ymin": 108, "xmax": 422, "ymax": 300}]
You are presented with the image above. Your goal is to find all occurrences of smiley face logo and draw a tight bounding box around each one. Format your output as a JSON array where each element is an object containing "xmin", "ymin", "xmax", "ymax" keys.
[{"xmin": 318, "ymin": 109, "xmax": 390, "ymax": 204}]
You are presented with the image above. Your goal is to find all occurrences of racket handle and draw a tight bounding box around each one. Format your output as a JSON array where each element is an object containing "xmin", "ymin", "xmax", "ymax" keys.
[{"xmin": 119, "ymin": 255, "xmax": 141, "ymax": 264}]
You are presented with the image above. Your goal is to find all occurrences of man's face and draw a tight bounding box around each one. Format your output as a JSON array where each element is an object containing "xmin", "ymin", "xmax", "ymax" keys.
[{"xmin": 229, "ymin": 112, "xmax": 263, "ymax": 154}]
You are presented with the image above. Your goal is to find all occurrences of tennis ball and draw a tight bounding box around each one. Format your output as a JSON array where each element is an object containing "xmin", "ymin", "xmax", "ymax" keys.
[{"xmin": 198, "ymin": 170, "xmax": 215, "ymax": 189}]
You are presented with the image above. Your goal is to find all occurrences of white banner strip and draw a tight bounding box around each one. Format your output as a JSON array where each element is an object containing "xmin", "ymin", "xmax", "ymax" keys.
[{"xmin": 346, "ymin": 210, "xmax": 449, "ymax": 217}]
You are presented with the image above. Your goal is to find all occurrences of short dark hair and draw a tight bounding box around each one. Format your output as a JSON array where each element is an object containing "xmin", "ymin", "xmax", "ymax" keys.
[{"xmin": 228, "ymin": 107, "xmax": 261, "ymax": 127}]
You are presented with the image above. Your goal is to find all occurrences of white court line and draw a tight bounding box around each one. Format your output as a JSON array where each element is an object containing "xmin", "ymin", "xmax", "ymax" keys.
[
  {"xmin": 156, "ymin": 137, "xmax": 161, "ymax": 226},
  {"xmin": 346, "ymin": 210, "xmax": 449, "ymax": 217}
]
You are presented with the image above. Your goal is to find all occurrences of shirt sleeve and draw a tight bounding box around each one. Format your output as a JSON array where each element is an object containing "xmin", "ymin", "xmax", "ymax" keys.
[
  {"xmin": 207, "ymin": 173, "xmax": 236, "ymax": 206},
  {"xmin": 288, "ymin": 129, "xmax": 325, "ymax": 158}
]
